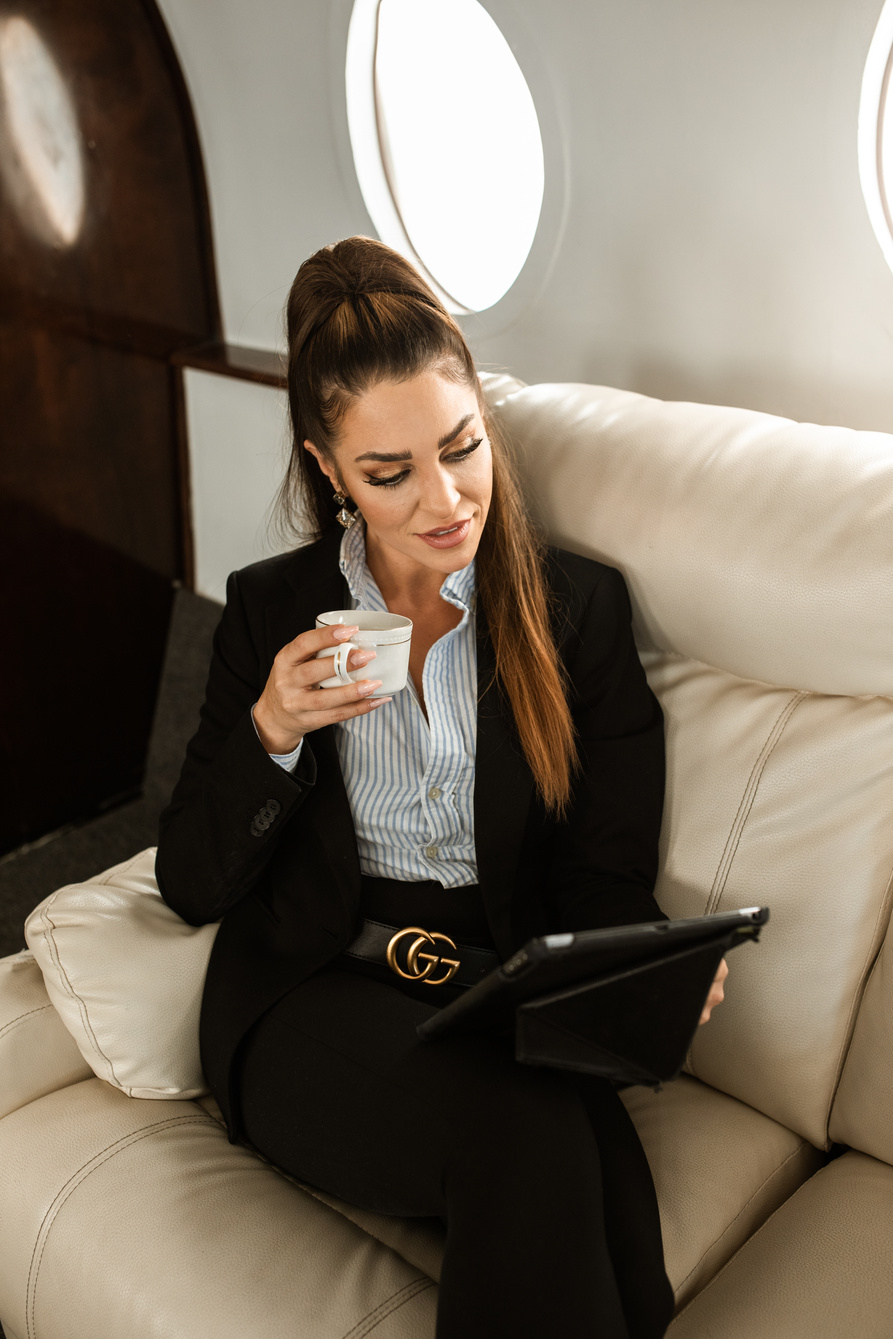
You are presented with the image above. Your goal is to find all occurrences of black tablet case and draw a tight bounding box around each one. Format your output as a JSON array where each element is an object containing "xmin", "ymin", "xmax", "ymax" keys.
[{"xmin": 419, "ymin": 913, "xmax": 767, "ymax": 1089}]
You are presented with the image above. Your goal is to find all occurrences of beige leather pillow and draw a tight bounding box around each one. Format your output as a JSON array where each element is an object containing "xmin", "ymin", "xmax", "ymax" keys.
[
  {"xmin": 24, "ymin": 848, "xmax": 217, "ymax": 1099},
  {"xmin": 486, "ymin": 380, "xmax": 893, "ymax": 695}
]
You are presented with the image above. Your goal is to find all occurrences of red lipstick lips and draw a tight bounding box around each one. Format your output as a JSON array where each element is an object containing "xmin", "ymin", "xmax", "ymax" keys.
[{"xmin": 417, "ymin": 518, "xmax": 472, "ymax": 549}]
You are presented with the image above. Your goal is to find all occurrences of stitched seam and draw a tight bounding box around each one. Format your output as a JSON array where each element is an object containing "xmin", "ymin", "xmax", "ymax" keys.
[
  {"xmin": 96, "ymin": 849, "xmax": 155, "ymax": 886},
  {"xmin": 296, "ymin": 1182, "xmax": 441, "ymax": 1281},
  {"xmin": 706, "ymin": 691, "xmax": 806, "ymax": 915},
  {"xmin": 670, "ymin": 1159, "xmax": 828, "ymax": 1323},
  {"xmin": 25, "ymin": 1115, "xmax": 216, "ymax": 1339},
  {"xmin": 341, "ymin": 1277, "xmax": 436, "ymax": 1338},
  {"xmin": 36, "ymin": 902, "xmax": 120, "ymax": 1088},
  {"xmin": 674, "ymin": 1140, "xmax": 816, "ymax": 1297},
  {"xmin": 197, "ymin": 1103, "xmax": 227, "ymax": 1129},
  {"xmin": 685, "ymin": 691, "xmax": 805, "ymax": 1074},
  {"xmin": 188, "ymin": 1144, "xmax": 440, "ymax": 1282},
  {"xmin": 32, "ymin": 848, "xmax": 158, "ymax": 1089},
  {"xmin": 0, "ymin": 1006, "xmax": 53, "ymax": 1040}
]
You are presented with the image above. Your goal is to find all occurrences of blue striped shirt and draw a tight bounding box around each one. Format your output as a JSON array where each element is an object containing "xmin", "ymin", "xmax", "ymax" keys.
[
  {"xmin": 262, "ymin": 522, "xmax": 479, "ymax": 887},
  {"xmin": 334, "ymin": 521, "xmax": 478, "ymax": 886}
]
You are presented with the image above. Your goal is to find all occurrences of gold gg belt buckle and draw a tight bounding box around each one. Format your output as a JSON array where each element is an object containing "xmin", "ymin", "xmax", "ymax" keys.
[{"xmin": 386, "ymin": 926, "xmax": 461, "ymax": 986}]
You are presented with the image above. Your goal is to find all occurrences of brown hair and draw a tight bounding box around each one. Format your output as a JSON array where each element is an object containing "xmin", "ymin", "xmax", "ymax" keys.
[{"xmin": 279, "ymin": 236, "xmax": 576, "ymax": 815}]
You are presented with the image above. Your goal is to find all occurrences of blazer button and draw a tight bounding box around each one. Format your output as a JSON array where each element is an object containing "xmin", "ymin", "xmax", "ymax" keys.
[{"xmin": 250, "ymin": 799, "xmax": 281, "ymax": 836}]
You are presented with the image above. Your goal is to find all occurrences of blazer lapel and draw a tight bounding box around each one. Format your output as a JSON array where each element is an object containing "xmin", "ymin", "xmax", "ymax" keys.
[{"xmin": 474, "ymin": 615, "xmax": 535, "ymax": 956}]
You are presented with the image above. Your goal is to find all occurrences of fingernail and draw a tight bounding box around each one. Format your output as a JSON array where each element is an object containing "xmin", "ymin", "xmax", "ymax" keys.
[
  {"xmin": 369, "ymin": 696, "xmax": 393, "ymax": 707},
  {"xmin": 333, "ymin": 626, "xmax": 359, "ymax": 641},
  {"xmin": 357, "ymin": 680, "xmax": 383, "ymax": 696},
  {"xmin": 351, "ymin": 649, "xmax": 376, "ymax": 665}
]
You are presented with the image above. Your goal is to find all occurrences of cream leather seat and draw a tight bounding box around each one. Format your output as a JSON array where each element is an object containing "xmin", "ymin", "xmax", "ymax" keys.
[{"xmin": 0, "ymin": 379, "xmax": 891, "ymax": 1338}]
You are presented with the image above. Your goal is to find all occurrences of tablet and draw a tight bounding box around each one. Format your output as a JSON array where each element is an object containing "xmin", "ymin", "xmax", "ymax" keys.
[{"xmin": 417, "ymin": 906, "xmax": 769, "ymax": 1043}]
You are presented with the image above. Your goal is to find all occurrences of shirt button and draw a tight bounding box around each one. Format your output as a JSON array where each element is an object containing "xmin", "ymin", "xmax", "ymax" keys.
[
  {"xmin": 428, "ymin": 787, "xmax": 442, "ymax": 800},
  {"xmin": 425, "ymin": 845, "xmax": 439, "ymax": 859}
]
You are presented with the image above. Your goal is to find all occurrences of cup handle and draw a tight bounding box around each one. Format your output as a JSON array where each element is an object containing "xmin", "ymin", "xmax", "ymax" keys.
[{"xmin": 331, "ymin": 641, "xmax": 354, "ymax": 684}]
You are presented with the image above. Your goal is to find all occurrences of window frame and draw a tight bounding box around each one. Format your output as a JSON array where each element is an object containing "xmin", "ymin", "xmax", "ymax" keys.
[
  {"xmin": 344, "ymin": 0, "xmax": 562, "ymax": 322},
  {"xmin": 858, "ymin": 0, "xmax": 893, "ymax": 276}
]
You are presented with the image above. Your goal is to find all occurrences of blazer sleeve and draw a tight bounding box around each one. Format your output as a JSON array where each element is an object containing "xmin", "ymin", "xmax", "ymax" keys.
[
  {"xmin": 549, "ymin": 563, "xmax": 667, "ymax": 933},
  {"xmin": 155, "ymin": 569, "xmax": 317, "ymax": 927}
]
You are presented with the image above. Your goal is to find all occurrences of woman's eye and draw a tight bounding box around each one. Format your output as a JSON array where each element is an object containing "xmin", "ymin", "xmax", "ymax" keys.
[
  {"xmin": 366, "ymin": 469, "xmax": 410, "ymax": 489},
  {"xmin": 364, "ymin": 438, "xmax": 481, "ymax": 488},
  {"xmin": 446, "ymin": 437, "xmax": 483, "ymax": 463}
]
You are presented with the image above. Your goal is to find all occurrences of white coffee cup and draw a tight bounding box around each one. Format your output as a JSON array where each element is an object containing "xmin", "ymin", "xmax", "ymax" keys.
[{"xmin": 315, "ymin": 610, "xmax": 413, "ymax": 696}]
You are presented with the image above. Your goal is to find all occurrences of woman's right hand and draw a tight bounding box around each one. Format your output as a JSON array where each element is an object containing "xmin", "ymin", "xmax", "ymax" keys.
[{"xmin": 252, "ymin": 625, "xmax": 389, "ymax": 755}]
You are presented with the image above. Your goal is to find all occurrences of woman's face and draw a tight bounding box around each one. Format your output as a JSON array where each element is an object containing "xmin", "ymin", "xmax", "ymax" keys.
[{"xmin": 305, "ymin": 369, "xmax": 493, "ymax": 583}]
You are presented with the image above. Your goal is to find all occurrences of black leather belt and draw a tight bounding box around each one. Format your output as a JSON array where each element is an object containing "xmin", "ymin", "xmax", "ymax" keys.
[{"xmin": 343, "ymin": 919, "xmax": 499, "ymax": 989}]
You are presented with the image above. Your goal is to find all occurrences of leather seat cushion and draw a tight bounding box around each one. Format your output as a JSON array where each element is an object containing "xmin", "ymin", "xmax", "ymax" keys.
[
  {"xmin": 621, "ymin": 1075, "xmax": 823, "ymax": 1305},
  {"xmin": 665, "ymin": 1151, "xmax": 893, "ymax": 1338},
  {"xmin": 0, "ymin": 1064, "xmax": 824, "ymax": 1337},
  {"xmin": 0, "ymin": 1080, "xmax": 437, "ymax": 1339},
  {"xmin": 0, "ymin": 952, "xmax": 91, "ymax": 1121}
]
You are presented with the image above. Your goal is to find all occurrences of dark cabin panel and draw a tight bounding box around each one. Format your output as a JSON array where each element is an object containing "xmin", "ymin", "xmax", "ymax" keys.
[
  {"xmin": 0, "ymin": 0, "xmax": 219, "ymax": 854},
  {"xmin": 0, "ymin": 495, "xmax": 174, "ymax": 843},
  {"xmin": 0, "ymin": 327, "xmax": 183, "ymax": 575}
]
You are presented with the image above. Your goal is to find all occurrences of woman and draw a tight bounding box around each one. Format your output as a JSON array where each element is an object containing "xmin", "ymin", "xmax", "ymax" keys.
[{"xmin": 157, "ymin": 237, "xmax": 722, "ymax": 1338}]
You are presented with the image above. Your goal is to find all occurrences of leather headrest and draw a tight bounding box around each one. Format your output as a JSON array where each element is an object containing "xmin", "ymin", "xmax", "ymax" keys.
[{"xmin": 484, "ymin": 378, "xmax": 893, "ymax": 696}]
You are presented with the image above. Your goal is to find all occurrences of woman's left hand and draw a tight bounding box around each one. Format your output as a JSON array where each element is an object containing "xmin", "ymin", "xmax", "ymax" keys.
[{"xmin": 699, "ymin": 957, "xmax": 729, "ymax": 1025}]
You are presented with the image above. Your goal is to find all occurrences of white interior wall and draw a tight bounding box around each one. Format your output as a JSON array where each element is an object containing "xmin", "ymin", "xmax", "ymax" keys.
[
  {"xmin": 475, "ymin": 0, "xmax": 893, "ymax": 433},
  {"xmin": 155, "ymin": 0, "xmax": 366, "ymax": 354},
  {"xmin": 184, "ymin": 370, "xmax": 291, "ymax": 600},
  {"xmin": 157, "ymin": 0, "xmax": 893, "ymax": 590}
]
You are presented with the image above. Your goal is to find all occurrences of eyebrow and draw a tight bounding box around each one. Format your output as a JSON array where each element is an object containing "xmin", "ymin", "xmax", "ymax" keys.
[{"xmin": 353, "ymin": 413, "xmax": 476, "ymax": 463}]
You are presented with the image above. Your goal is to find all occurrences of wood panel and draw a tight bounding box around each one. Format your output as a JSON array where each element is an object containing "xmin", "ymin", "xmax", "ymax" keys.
[
  {"xmin": 0, "ymin": 326, "xmax": 183, "ymax": 576},
  {"xmin": 0, "ymin": 0, "xmax": 218, "ymax": 854},
  {"xmin": 173, "ymin": 341, "xmax": 286, "ymax": 390}
]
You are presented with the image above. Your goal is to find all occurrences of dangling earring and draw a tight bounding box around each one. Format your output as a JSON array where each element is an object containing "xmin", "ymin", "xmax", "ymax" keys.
[{"xmin": 333, "ymin": 490, "xmax": 357, "ymax": 531}]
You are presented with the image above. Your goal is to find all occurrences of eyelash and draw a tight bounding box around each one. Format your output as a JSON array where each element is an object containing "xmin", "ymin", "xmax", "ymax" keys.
[{"xmin": 365, "ymin": 438, "xmax": 483, "ymax": 489}]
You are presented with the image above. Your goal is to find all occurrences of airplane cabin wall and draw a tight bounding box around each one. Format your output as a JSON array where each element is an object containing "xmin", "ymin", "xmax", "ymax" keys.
[{"xmin": 154, "ymin": 0, "xmax": 893, "ymax": 598}]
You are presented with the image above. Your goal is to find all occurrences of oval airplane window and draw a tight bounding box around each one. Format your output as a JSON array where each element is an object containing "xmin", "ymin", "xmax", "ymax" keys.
[
  {"xmin": 346, "ymin": 0, "xmax": 545, "ymax": 313},
  {"xmin": 858, "ymin": 0, "xmax": 893, "ymax": 275}
]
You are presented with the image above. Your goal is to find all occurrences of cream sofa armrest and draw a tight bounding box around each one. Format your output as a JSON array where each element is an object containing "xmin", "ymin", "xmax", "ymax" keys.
[
  {"xmin": 24, "ymin": 848, "xmax": 217, "ymax": 1099},
  {"xmin": 0, "ymin": 951, "xmax": 92, "ymax": 1120}
]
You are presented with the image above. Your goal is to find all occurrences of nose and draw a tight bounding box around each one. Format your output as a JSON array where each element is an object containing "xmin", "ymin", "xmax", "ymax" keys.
[{"xmin": 424, "ymin": 463, "xmax": 462, "ymax": 519}]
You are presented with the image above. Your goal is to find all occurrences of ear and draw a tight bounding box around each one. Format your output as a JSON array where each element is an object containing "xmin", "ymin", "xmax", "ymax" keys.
[{"xmin": 304, "ymin": 440, "xmax": 341, "ymax": 490}]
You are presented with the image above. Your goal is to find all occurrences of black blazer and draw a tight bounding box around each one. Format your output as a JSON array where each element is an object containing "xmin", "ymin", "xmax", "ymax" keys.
[{"xmin": 156, "ymin": 531, "xmax": 665, "ymax": 1138}]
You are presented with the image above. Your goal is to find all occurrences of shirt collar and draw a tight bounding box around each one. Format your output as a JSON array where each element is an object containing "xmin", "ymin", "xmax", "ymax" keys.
[
  {"xmin": 440, "ymin": 554, "xmax": 476, "ymax": 614},
  {"xmin": 339, "ymin": 517, "xmax": 377, "ymax": 608},
  {"xmin": 339, "ymin": 519, "xmax": 476, "ymax": 614}
]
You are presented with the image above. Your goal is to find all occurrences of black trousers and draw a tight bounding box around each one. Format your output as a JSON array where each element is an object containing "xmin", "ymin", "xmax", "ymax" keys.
[{"xmin": 235, "ymin": 880, "xmax": 673, "ymax": 1339}]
